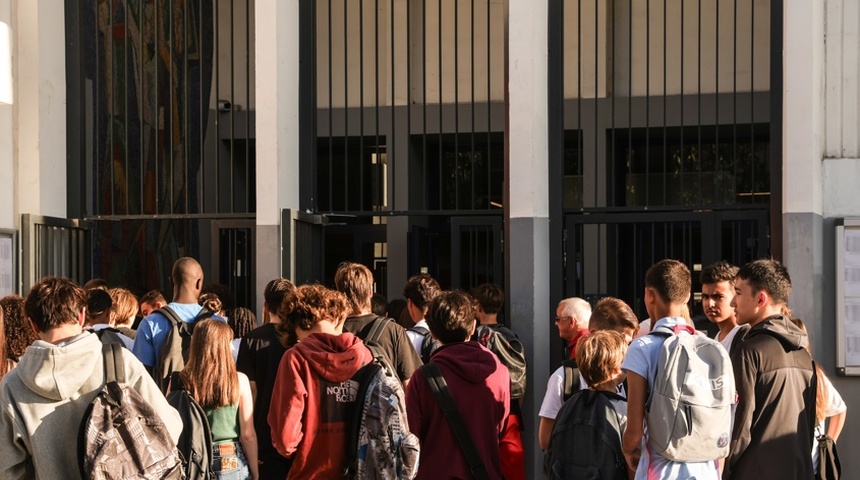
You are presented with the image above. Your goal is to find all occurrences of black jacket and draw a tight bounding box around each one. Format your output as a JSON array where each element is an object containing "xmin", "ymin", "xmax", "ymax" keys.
[{"xmin": 725, "ymin": 315, "xmax": 816, "ymax": 479}]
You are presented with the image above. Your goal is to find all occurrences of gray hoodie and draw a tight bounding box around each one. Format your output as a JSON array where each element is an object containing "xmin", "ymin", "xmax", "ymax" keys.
[{"xmin": 0, "ymin": 331, "xmax": 182, "ymax": 480}]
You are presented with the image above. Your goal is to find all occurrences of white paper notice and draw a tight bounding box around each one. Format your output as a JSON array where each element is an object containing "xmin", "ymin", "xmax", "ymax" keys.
[
  {"xmin": 845, "ymin": 230, "xmax": 860, "ymax": 298},
  {"xmin": 0, "ymin": 238, "xmax": 12, "ymax": 297},
  {"xmin": 845, "ymin": 299, "xmax": 860, "ymax": 366}
]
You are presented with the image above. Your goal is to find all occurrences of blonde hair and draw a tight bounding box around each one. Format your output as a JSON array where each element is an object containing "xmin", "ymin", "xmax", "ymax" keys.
[
  {"xmin": 108, "ymin": 288, "xmax": 138, "ymax": 328},
  {"xmin": 179, "ymin": 319, "xmax": 239, "ymax": 409},
  {"xmin": 334, "ymin": 262, "xmax": 374, "ymax": 315},
  {"xmin": 575, "ymin": 330, "xmax": 628, "ymax": 390}
]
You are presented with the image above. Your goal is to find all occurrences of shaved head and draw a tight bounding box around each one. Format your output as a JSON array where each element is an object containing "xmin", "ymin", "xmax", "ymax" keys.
[{"xmin": 172, "ymin": 257, "xmax": 204, "ymax": 289}]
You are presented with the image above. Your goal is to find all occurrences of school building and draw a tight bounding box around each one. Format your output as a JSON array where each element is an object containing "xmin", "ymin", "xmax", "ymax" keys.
[{"xmin": 0, "ymin": 0, "xmax": 856, "ymax": 476}]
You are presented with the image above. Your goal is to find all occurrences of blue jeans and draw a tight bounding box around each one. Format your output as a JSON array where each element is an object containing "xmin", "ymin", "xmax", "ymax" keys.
[{"xmin": 212, "ymin": 441, "xmax": 250, "ymax": 480}]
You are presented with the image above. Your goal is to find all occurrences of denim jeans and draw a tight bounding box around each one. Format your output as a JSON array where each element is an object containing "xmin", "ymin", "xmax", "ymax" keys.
[{"xmin": 212, "ymin": 441, "xmax": 250, "ymax": 480}]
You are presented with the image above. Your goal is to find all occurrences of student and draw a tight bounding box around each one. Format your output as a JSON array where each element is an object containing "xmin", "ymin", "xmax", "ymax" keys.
[
  {"xmin": 0, "ymin": 277, "xmax": 182, "ymax": 478},
  {"xmin": 538, "ymin": 296, "xmax": 638, "ymax": 450},
  {"xmin": 405, "ymin": 290, "xmax": 510, "ymax": 480},
  {"xmin": 622, "ymin": 260, "xmax": 722, "ymax": 479},
  {"xmin": 175, "ymin": 319, "xmax": 259, "ymax": 480},
  {"xmin": 725, "ymin": 259, "xmax": 816, "ymax": 479},
  {"xmin": 575, "ymin": 330, "xmax": 629, "ymax": 430},
  {"xmin": 404, "ymin": 273, "xmax": 442, "ymax": 363},
  {"xmin": 236, "ymin": 278, "xmax": 296, "ymax": 479},
  {"xmin": 267, "ymin": 284, "xmax": 373, "ymax": 479},
  {"xmin": 700, "ymin": 261, "xmax": 746, "ymax": 352}
]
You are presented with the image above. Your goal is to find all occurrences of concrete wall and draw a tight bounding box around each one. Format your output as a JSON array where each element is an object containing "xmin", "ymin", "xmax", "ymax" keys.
[{"xmin": 0, "ymin": 0, "xmax": 11, "ymax": 231}]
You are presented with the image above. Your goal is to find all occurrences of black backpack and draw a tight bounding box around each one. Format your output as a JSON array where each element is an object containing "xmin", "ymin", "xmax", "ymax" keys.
[
  {"xmin": 407, "ymin": 325, "xmax": 441, "ymax": 364},
  {"xmin": 561, "ymin": 359, "xmax": 582, "ymax": 403},
  {"xmin": 167, "ymin": 372, "xmax": 215, "ymax": 480},
  {"xmin": 544, "ymin": 389, "xmax": 628, "ymax": 480},
  {"xmin": 474, "ymin": 324, "xmax": 527, "ymax": 399},
  {"xmin": 79, "ymin": 343, "xmax": 185, "ymax": 480},
  {"xmin": 154, "ymin": 306, "xmax": 214, "ymax": 392}
]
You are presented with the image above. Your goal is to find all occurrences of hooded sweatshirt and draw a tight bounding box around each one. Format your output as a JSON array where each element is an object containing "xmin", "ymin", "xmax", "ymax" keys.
[
  {"xmin": 725, "ymin": 314, "xmax": 816, "ymax": 480},
  {"xmin": 268, "ymin": 332, "xmax": 372, "ymax": 480},
  {"xmin": 0, "ymin": 331, "xmax": 182, "ymax": 480},
  {"xmin": 406, "ymin": 341, "xmax": 510, "ymax": 480}
]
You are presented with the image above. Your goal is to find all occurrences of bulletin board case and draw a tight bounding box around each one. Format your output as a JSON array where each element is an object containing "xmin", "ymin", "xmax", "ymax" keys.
[{"xmin": 836, "ymin": 218, "xmax": 860, "ymax": 376}]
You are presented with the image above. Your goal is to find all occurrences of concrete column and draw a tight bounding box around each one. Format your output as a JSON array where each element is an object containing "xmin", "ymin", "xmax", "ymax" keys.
[
  {"xmin": 14, "ymin": 0, "xmax": 67, "ymax": 220},
  {"xmin": 254, "ymin": 0, "xmax": 300, "ymax": 314},
  {"xmin": 782, "ymin": 0, "xmax": 825, "ymax": 348},
  {"xmin": 506, "ymin": 0, "xmax": 550, "ymax": 477},
  {"xmin": 0, "ymin": 0, "xmax": 12, "ymax": 230}
]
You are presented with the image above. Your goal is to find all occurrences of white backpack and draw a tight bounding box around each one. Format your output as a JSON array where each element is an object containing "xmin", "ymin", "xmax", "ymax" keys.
[{"xmin": 647, "ymin": 324, "xmax": 735, "ymax": 462}]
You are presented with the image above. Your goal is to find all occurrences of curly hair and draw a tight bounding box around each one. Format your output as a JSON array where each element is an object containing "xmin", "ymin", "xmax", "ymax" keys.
[
  {"xmin": 229, "ymin": 307, "xmax": 257, "ymax": 339},
  {"xmin": 1, "ymin": 295, "xmax": 37, "ymax": 360},
  {"xmin": 198, "ymin": 293, "xmax": 223, "ymax": 316},
  {"xmin": 426, "ymin": 290, "xmax": 477, "ymax": 344},
  {"xmin": 277, "ymin": 285, "xmax": 350, "ymax": 347}
]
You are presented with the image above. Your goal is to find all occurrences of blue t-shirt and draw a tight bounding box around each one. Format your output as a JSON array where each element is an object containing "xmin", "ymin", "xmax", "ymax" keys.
[
  {"xmin": 621, "ymin": 316, "xmax": 720, "ymax": 480},
  {"xmin": 132, "ymin": 302, "xmax": 204, "ymax": 367}
]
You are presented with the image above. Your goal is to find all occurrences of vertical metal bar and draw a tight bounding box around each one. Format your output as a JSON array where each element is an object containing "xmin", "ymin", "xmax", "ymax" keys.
[
  {"xmin": 374, "ymin": 0, "xmax": 380, "ymax": 211},
  {"xmin": 344, "ymin": 0, "xmax": 350, "ymax": 210},
  {"xmin": 610, "ymin": 0, "xmax": 615, "ymax": 205},
  {"xmin": 140, "ymin": 0, "xmax": 145, "ymax": 214},
  {"xmin": 246, "ymin": 0, "xmax": 251, "ymax": 212},
  {"xmin": 199, "ymin": 0, "xmax": 205, "ymax": 213},
  {"xmin": 329, "ymin": 0, "xmax": 334, "ymax": 210},
  {"xmin": 732, "ymin": 0, "xmax": 737, "ymax": 199},
  {"xmin": 454, "ymin": 0, "xmax": 460, "ymax": 211},
  {"xmin": 680, "ymin": 0, "xmax": 685, "ymax": 203},
  {"xmin": 697, "ymin": 0, "xmax": 702, "ymax": 205},
  {"xmin": 230, "ymin": 0, "xmax": 236, "ymax": 213},
  {"xmin": 577, "ymin": 0, "xmax": 582, "ymax": 205},
  {"xmin": 169, "ymin": 1, "xmax": 174, "ymax": 214},
  {"xmin": 109, "ymin": 0, "xmax": 115, "ymax": 214},
  {"xmin": 124, "ymin": 0, "xmax": 130, "ymax": 214},
  {"xmin": 155, "ymin": 0, "xmax": 160, "ymax": 213},
  {"xmin": 359, "ymin": 0, "xmax": 365, "ymax": 211},
  {"xmin": 423, "ymin": 0, "xmax": 428, "ymax": 209},
  {"xmin": 214, "ymin": 0, "xmax": 221, "ymax": 212},
  {"xmin": 593, "ymin": 0, "xmax": 598, "ymax": 207},
  {"xmin": 628, "ymin": 0, "xmax": 632, "ymax": 206},
  {"xmin": 394, "ymin": 0, "xmax": 400, "ymax": 210},
  {"xmin": 471, "ymin": 0, "xmax": 476, "ymax": 210},
  {"xmin": 662, "ymin": 0, "xmax": 667, "ymax": 206},
  {"xmin": 714, "ymin": 0, "xmax": 720, "ymax": 201},
  {"xmin": 94, "ymin": 0, "xmax": 101, "ymax": 215},
  {"xmin": 438, "ymin": 0, "xmax": 443, "ymax": 209},
  {"xmin": 405, "ymin": 0, "xmax": 411, "ymax": 212},
  {"xmin": 645, "ymin": 0, "xmax": 651, "ymax": 207},
  {"xmin": 184, "ymin": 0, "xmax": 190, "ymax": 214},
  {"xmin": 486, "ymin": 0, "xmax": 491, "ymax": 206},
  {"xmin": 750, "ymin": 0, "xmax": 755, "ymax": 197}
]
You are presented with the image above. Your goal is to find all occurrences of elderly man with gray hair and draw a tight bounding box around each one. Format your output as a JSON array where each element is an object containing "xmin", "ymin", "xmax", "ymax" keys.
[{"xmin": 555, "ymin": 297, "xmax": 591, "ymax": 359}]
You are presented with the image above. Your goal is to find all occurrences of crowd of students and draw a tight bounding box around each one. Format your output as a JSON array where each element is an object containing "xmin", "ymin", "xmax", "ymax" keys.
[{"xmin": 0, "ymin": 256, "xmax": 846, "ymax": 480}]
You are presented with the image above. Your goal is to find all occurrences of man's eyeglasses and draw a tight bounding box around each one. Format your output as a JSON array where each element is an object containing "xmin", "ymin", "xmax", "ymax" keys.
[{"xmin": 555, "ymin": 316, "xmax": 572, "ymax": 324}]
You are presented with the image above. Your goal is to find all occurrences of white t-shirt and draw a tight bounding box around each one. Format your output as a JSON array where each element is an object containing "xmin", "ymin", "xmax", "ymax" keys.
[
  {"xmin": 621, "ymin": 316, "xmax": 721, "ymax": 480},
  {"xmin": 812, "ymin": 374, "xmax": 847, "ymax": 470},
  {"xmin": 406, "ymin": 319, "xmax": 429, "ymax": 356},
  {"xmin": 539, "ymin": 364, "xmax": 626, "ymax": 420},
  {"xmin": 714, "ymin": 324, "xmax": 743, "ymax": 352}
]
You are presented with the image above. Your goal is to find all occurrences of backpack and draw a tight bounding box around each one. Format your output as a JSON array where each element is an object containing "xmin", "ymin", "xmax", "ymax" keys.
[
  {"xmin": 474, "ymin": 324, "xmax": 527, "ymax": 399},
  {"xmin": 344, "ymin": 358, "xmax": 420, "ymax": 479},
  {"xmin": 646, "ymin": 323, "xmax": 734, "ymax": 462},
  {"xmin": 408, "ymin": 325, "xmax": 441, "ymax": 364},
  {"xmin": 93, "ymin": 327, "xmax": 127, "ymax": 347},
  {"xmin": 78, "ymin": 343, "xmax": 185, "ymax": 480},
  {"xmin": 166, "ymin": 372, "xmax": 215, "ymax": 480},
  {"xmin": 816, "ymin": 425, "xmax": 842, "ymax": 480},
  {"xmin": 561, "ymin": 359, "xmax": 582, "ymax": 403},
  {"xmin": 544, "ymin": 389, "xmax": 627, "ymax": 480},
  {"xmin": 154, "ymin": 306, "xmax": 214, "ymax": 392}
]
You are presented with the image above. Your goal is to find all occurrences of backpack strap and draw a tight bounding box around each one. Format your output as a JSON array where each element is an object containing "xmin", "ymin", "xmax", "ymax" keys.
[
  {"xmin": 421, "ymin": 363, "xmax": 490, "ymax": 480},
  {"xmin": 365, "ymin": 316, "xmax": 391, "ymax": 347},
  {"xmin": 102, "ymin": 343, "xmax": 126, "ymax": 404},
  {"xmin": 562, "ymin": 359, "xmax": 581, "ymax": 403},
  {"xmin": 408, "ymin": 325, "xmax": 430, "ymax": 337}
]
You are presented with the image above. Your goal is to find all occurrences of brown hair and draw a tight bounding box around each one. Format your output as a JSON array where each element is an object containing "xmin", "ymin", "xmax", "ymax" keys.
[
  {"xmin": 108, "ymin": 288, "xmax": 138, "ymax": 328},
  {"xmin": 179, "ymin": 319, "xmax": 239, "ymax": 409},
  {"xmin": 589, "ymin": 297, "xmax": 639, "ymax": 334},
  {"xmin": 0, "ymin": 307, "xmax": 7, "ymax": 378},
  {"xmin": 24, "ymin": 277, "xmax": 87, "ymax": 332},
  {"xmin": 277, "ymin": 285, "xmax": 350, "ymax": 347},
  {"xmin": 403, "ymin": 274, "xmax": 442, "ymax": 310},
  {"xmin": 0, "ymin": 296, "xmax": 37, "ymax": 359},
  {"xmin": 198, "ymin": 293, "xmax": 223, "ymax": 315},
  {"xmin": 737, "ymin": 259, "xmax": 792, "ymax": 306},
  {"xmin": 264, "ymin": 278, "xmax": 296, "ymax": 313},
  {"xmin": 334, "ymin": 262, "xmax": 374, "ymax": 315},
  {"xmin": 700, "ymin": 260, "xmax": 739, "ymax": 286},
  {"xmin": 575, "ymin": 330, "xmax": 628, "ymax": 390},
  {"xmin": 139, "ymin": 289, "xmax": 167, "ymax": 307},
  {"xmin": 426, "ymin": 291, "xmax": 477, "ymax": 344},
  {"xmin": 645, "ymin": 259, "xmax": 692, "ymax": 305},
  {"xmin": 471, "ymin": 283, "xmax": 504, "ymax": 315}
]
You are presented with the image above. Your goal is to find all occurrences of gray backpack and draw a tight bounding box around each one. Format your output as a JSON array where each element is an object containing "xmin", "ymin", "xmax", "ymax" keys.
[{"xmin": 646, "ymin": 324, "xmax": 734, "ymax": 462}]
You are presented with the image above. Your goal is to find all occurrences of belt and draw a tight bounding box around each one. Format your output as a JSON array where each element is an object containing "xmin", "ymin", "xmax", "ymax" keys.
[
  {"xmin": 213, "ymin": 456, "xmax": 239, "ymax": 471},
  {"xmin": 213, "ymin": 442, "xmax": 237, "ymax": 456}
]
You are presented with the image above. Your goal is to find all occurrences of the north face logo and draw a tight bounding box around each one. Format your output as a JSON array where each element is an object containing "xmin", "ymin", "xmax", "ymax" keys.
[{"xmin": 326, "ymin": 379, "xmax": 360, "ymax": 402}]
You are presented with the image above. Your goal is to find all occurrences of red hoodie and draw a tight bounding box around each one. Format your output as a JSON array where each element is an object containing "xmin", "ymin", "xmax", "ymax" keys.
[
  {"xmin": 268, "ymin": 332, "xmax": 372, "ymax": 480},
  {"xmin": 406, "ymin": 341, "xmax": 510, "ymax": 480}
]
